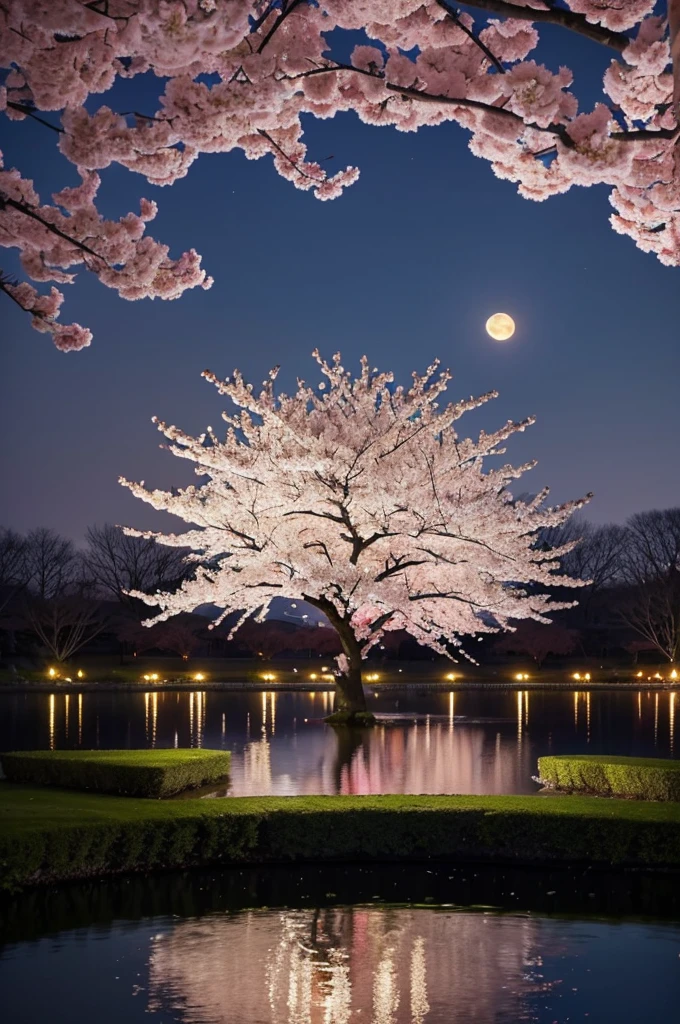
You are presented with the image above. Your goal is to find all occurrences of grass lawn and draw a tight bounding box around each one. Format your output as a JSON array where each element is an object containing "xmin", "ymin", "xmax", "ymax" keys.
[
  {"xmin": 0, "ymin": 749, "xmax": 231, "ymax": 798},
  {"xmin": 2, "ymin": 784, "xmax": 679, "ymax": 890},
  {"xmin": 539, "ymin": 754, "xmax": 680, "ymax": 801}
]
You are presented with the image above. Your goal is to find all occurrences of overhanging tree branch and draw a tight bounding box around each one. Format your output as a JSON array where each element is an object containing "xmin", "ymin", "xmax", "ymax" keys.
[
  {"xmin": 257, "ymin": 0, "xmax": 306, "ymax": 54},
  {"xmin": 289, "ymin": 63, "xmax": 677, "ymax": 148},
  {"xmin": 436, "ymin": 1, "xmax": 506, "ymax": 73},
  {"xmin": 455, "ymin": 0, "xmax": 629, "ymax": 52}
]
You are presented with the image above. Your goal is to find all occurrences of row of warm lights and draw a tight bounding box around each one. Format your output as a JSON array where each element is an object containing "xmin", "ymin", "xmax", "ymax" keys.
[
  {"xmin": 635, "ymin": 669, "xmax": 677, "ymax": 682},
  {"xmin": 48, "ymin": 668, "xmax": 84, "ymax": 681},
  {"xmin": 573, "ymin": 670, "xmax": 679, "ymax": 683},
  {"xmin": 516, "ymin": 673, "xmax": 530, "ymax": 682},
  {"xmin": 141, "ymin": 672, "xmax": 206, "ymax": 682}
]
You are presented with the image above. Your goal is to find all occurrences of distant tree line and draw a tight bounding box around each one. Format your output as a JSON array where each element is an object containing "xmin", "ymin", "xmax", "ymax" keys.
[
  {"xmin": 518, "ymin": 508, "xmax": 680, "ymax": 665},
  {"xmin": 0, "ymin": 509, "xmax": 678, "ymax": 669},
  {"xmin": 0, "ymin": 524, "xmax": 341, "ymax": 667}
]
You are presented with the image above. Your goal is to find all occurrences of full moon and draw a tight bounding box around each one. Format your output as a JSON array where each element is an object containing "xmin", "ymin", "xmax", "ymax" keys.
[{"xmin": 485, "ymin": 312, "xmax": 515, "ymax": 341}]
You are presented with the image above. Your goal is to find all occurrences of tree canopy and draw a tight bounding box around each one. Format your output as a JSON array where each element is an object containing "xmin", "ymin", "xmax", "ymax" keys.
[{"xmin": 122, "ymin": 351, "xmax": 586, "ymax": 713}]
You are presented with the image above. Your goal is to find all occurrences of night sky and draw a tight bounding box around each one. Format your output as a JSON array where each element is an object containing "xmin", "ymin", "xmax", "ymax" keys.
[{"xmin": 1, "ymin": 22, "xmax": 678, "ymax": 543}]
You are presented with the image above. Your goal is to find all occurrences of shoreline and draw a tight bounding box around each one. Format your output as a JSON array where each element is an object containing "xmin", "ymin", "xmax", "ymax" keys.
[{"xmin": 0, "ymin": 679, "xmax": 677, "ymax": 695}]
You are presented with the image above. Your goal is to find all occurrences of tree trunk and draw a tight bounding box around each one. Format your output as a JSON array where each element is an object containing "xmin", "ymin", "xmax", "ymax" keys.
[
  {"xmin": 329, "ymin": 625, "xmax": 372, "ymax": 722},
  {"xmin": 302, "ymin": 594, "xmax": 374, "ymax": 725},
  {"xmin": 334, "ymin": 656, "xmax": 367, "ymax": 714}
]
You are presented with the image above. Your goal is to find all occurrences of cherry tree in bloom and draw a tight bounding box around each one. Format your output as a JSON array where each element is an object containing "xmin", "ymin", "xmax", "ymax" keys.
[
  {"xmin": 121, "ymin": 352, "xmax": 588, "ymax": 720},
  {"xmin": 1, "ymin": 2, "xmax": 679, "ymax": 350}
]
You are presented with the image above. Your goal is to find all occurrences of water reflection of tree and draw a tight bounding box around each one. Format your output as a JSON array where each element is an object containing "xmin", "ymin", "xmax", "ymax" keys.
[
  {"xmin": 328, "ymin": 722, "xmax": 534, "ymax": 797},
  {"xmin": 147, "ymin": 907, "xmax": 546, "ymax": 1023},
  {"xmin": 331, "ymin": 726, "xmax": 368, "ymax": 793}
]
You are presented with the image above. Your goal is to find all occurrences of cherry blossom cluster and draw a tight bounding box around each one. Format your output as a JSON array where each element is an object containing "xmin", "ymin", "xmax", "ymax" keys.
[
  {"xmin": 0, "ymin": 153, "xmax": 212, "ymax": 349},
  {"xmin": 2, "ymin": 2, "xmax": 678, "ymax": 347},
  {"xmin": 121, "ymin": 352, "xmax": 589, "ymax": 677}
]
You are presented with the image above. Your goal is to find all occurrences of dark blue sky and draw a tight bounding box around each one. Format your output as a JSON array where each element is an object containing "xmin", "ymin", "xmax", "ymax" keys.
[{"xmin": 1, "ymin": 22, "xmax": 678, "ymax": 542}]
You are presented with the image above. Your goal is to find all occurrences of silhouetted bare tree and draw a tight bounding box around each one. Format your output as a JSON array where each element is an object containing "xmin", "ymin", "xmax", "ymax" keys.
[
  {"xmin": 0, "ymin": 527, "xmax": 30, "ymax": 615},
  {"xmin": 26, "ymin": 584, "xmax": 108, "ymax": 663},
  {"xmin": 619, "ymin": 509, "xmax": 680, "ymax": 663},
  {"xmin": 25, "ymin": 527, "xmax": 79, "ymax": 599},
  {"xmin": 9, "ymin": 527, "xmax": 108, "ymax": 663},
  {"xmin": 83, "ymin": 524, "xmax": 190, "ymax": 608}
]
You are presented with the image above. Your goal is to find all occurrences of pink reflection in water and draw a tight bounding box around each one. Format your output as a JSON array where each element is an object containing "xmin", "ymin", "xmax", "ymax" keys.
[{"xmin": 147, "ymin": 908, "xmax": 549, "ymax": 1024}]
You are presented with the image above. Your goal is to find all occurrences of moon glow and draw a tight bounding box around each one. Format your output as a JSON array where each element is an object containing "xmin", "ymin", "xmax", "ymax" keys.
[{"xmin": 485, "ymin": 313, "xmax": 515, "ymax": 341}]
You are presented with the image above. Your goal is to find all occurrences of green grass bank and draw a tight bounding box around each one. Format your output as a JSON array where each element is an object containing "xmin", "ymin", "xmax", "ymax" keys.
[
  {"xmin": 0, "ymin": 750, "xmax": 231, "ymax": 799},
  {"xmin": 1, "ymin": 785, "xmax": 679, "ymax": 891},
  {"xmin": 538, "ymin": 754, "xmax": 680, "ymax": 802}
]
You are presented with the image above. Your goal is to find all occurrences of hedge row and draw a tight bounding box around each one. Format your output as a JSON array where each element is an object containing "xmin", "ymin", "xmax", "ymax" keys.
[
  {"xmin": 0, "ymin": 750, "xmax": 231, "ymax": 798},
  {"xmin": 538, "ymin": 755, "xmax": 680, "ymax": 802},
  {"xmin": 1, "ymin": 786, "xmax": 679, "ymax": 890}
]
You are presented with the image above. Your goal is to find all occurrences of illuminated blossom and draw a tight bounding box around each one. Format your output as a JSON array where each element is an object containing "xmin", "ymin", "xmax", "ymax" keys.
[{"xmin": 122, "ymin": 352, "xmax": 588, "ymax": 717}]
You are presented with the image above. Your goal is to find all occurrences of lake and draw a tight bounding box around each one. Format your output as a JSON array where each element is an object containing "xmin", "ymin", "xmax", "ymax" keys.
[
  {"xmin": 2, "ymin": 686, "xmax": 679, "ymax": 1021},
  {"xmin": 1, "ymin": 863, "xmax": 679, "ymax": 1024},
  {"xmin": 0, "ymin": 686, "xmax": 676, "ymax": 796}
]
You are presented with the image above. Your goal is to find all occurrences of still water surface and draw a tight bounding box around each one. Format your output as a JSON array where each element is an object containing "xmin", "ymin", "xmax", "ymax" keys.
[
  {"xmin": 2, "ymin": 694, "xmax": 679, "ymax": 1020},
  {"xmin": 1, "ymin": 862, "xmax": 679, "ymax": 1024},
  {"xmin": 0, "ymin": 687, "xmax": 676, "ymax": 795}
]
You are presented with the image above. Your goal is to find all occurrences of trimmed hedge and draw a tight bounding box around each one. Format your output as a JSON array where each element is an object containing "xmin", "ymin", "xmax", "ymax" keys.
[
  {"xmin": 1, "ymin": 786, "xmax": 679, "ymax": 890},
  {"xmin": 0, "ymin": 750, "xmax": 231, "ymax": 799},
  {"xmin": 538, "ymin": 755, "xmax": 680, "ymax": 802}
]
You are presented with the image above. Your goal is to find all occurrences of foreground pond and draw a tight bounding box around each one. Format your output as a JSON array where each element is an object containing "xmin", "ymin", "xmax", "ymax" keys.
[
  {"xmin": 1, "ymin": 864, "xmax": 678, "ymax": 1024},
  {"xmin": 0, "ymin": 687, "xmax": 676, "ymax": 796}
]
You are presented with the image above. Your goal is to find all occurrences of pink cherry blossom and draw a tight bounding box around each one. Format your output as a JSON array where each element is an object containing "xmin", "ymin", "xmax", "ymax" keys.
[
  {"xmin": 121, "ymin": 351, "xmax": 589, "ymax": 716},
  {"xmin": 1, "ymin": 2, "xmax": 679, "ymax": 348}
]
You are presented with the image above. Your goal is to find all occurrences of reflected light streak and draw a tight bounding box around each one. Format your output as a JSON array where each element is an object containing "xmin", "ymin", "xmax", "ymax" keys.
[
  {"xmin": 271, "ymin": 691, "xmax": 276, "ymax": 736},
  {"xmin": 151, "ymin": 691, "xmax": 158, "ymax": 748},
  {"xmin": 262, "ymin": 690, "xmax": 267, "ymax": 734},
  {"xmin": 586, "ymin": 691, "xmax": 591, "ymax": 743},
  {"xmin": 637, "ymin": 691, "xmax": 642, "ymax": 721},
  {"xmin": 573, "ymin": 691, "xmax": 579, "ymax": 730},
  {"xmin": 144, "ymin": 692, "xmax": 150, "ymax": 741},
  {"xmin": 196, "ymin": 691, "xmax": 205, "ymax": 748},
  {"xmin": 48, "ymin": 693, "xmax": 55, "ymax": 750},
  {"xmin": 654, "ymin": 693, "xmax": 659, "ymax": 746},
  {"xmin": 448, "ymin": 691, "xmax": 454, "ymax": 730},
  {"xmin": 189, "ymin": 692, "xmax": 194, "ymax": 747},
  {"xmin": 373, "ymin": 948, "xmax": 399, "ymax": 1024},
  {"xmin": 670, "ymin": 692, "xmax": 675, "ymax": 755},
  {"xmin": 410, "ymin": 936, "xmax": 429, "ymax": 1024},
  {"xmin": 516, "ymin": 691, "xmax": 523, "ymax": 742},
  {"xmin": 524, "ymin": 690, "xmax": 529, "ymax": 726},
  {"xmin": 64, "ymin": 693, "xmax": 69, "ymax": 740},
  {"xmin": 78, "ymin": 693, "xmax": 82, "ymax": 745},
  {"xmin": 244, "ymin": 739, "xmax": 273, "ymax": 794}
]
